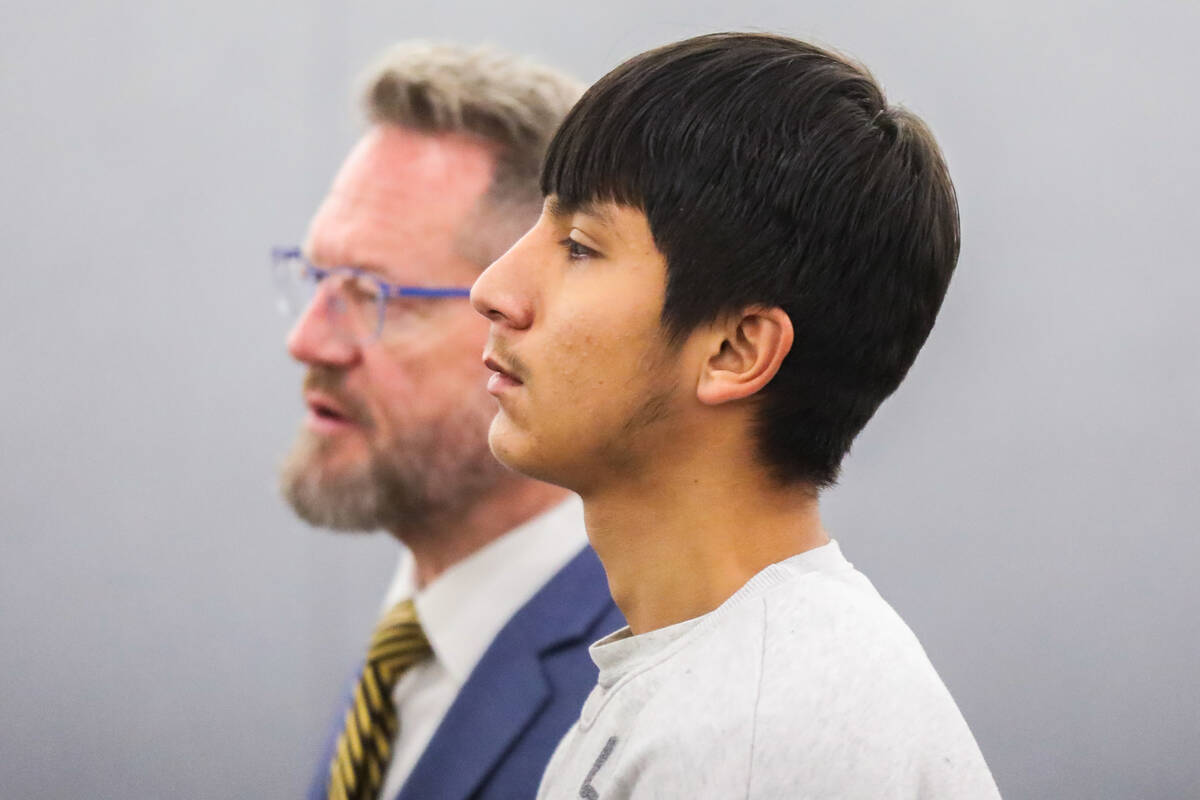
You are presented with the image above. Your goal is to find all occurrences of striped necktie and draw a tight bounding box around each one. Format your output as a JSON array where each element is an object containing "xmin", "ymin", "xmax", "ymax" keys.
[{"xmin": 326, "ymin": 598, "xmax": 432, "ymax": 800}]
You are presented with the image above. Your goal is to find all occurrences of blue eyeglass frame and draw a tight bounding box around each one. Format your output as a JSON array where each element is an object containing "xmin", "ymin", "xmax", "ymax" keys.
[{"xmin": 271, "ymin": 247, "xmax": 473, "ymax": 299}]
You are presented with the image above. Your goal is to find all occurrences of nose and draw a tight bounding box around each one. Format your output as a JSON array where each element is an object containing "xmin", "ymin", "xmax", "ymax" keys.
[
  {"xmin": 470, "ymin": 230, "xmax": 534, "ymax": 331},
  {"xmin": 286, "ymin": 286, "xmax": 360, "ymax": 367}
]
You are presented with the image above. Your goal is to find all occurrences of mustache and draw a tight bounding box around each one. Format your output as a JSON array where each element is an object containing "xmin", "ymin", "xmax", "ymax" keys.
[
  {"xmin": 487, "ymin": 339, "xmax": 530, "ymax": 381},
  {"xmin": 303, "ymin": 366, "xmax": 373, "ymax": 428}
]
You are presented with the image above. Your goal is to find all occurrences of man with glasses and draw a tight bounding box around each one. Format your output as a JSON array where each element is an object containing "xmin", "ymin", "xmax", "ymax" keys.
[{"xmin": 275, "ymin": 42, "xmax": 622, "ymax": 800}]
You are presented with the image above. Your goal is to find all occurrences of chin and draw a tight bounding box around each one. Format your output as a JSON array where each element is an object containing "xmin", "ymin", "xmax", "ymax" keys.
[
  {"xmin": 487, "ymin": 412, "xmax": 530, "ymax": 471},
  {"xmin": 487, "ymin": 414, "xmax": 572, "ymax": 489}
]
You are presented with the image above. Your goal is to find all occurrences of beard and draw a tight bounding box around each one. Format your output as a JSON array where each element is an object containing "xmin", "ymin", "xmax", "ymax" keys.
[{"xmin": 279, "ymin": 369, "xmax": 508, "ymax": 533}]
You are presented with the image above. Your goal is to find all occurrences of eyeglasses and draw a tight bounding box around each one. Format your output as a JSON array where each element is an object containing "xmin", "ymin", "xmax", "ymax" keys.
[{"xmin": 271, "ymin": 247, "xmax": 472, "ymax": 343}]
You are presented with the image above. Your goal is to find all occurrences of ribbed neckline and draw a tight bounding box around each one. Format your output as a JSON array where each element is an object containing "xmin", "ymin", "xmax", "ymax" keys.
[{"xmin": 589, "ymin": 540, "xmax": 850, "ymax": 688}]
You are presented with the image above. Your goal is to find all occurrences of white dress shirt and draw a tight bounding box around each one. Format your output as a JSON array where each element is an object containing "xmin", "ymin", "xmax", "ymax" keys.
[{"xmin": 377, "ymin": 495, "xmax": 588, "ymax": 800}]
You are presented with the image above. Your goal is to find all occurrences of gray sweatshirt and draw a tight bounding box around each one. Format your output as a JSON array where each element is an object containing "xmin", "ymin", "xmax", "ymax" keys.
[{"xmin": 537, "ymin": 541, "xmax": 1001, "ymax": 799}]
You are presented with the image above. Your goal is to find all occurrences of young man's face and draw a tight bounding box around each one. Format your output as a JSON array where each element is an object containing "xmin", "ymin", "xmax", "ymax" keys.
[{"xmin": 471, "ymin": 199, "xmax": 691, "ymax": 492}]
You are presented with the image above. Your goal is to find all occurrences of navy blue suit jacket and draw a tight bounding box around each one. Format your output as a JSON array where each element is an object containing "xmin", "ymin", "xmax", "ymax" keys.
[{"xmin": 307, "ymin": 545, "xmax": 623, "ymax": 800}]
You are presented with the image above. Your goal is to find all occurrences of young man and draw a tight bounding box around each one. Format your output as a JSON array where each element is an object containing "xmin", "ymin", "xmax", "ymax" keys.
[
  {"xmin": 279, "ymin": 43, "xmax": 622, "ymax": 800},
  {"xmin": 471, "ymin": 33, "xmax": 1001, "ymax": 798}
]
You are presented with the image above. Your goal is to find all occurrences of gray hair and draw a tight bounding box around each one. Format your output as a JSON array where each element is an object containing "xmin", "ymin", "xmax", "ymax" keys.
[{"xmin": 360, "ymin": 42, "xmax": 583, "ymax": 229}]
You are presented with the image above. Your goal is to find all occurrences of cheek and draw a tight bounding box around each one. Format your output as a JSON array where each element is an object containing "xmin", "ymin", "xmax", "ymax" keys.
[
  {"xmin": 538, "ymin": 315, "xmax": 655, "ymax": 425},
  {"xmin": 388, "ymin": 310, "xmax": 486, "ymax": 358},
  {"xmin": 389, "ymin": 309, "xmax": 486, "ymax": 363},
  {"xmin": 539, "ymin": 320, "xmax": 612, "ymax": 405},
  {"xmin": 368, "ymin": 317, "xmax": 490, "ymax": 419}
]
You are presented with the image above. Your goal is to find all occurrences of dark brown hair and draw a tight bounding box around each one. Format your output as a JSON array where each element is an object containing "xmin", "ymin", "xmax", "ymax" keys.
[{"xmin": 542, "ymin": 33, "xmax": 960, "ymax": 487}]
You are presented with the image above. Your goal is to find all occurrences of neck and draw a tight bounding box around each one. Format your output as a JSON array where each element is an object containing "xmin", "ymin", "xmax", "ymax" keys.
[
  {"xmin": 582, "ymin": 450, "xmax": 827, "ymax": 635},
  {"xmin": 392, "ymin": 476, "xmax": 570, "ymax": 589}
]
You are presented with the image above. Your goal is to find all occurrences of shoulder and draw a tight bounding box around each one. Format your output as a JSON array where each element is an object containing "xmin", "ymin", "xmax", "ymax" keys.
[
  {"xmin": 754, "ymin": 567, "xmax": 960, "ymax": 720},
  {"xmin": 747, "ymin": 569, "xmax": 999, "ymax": 797},
  {"xmin": 759, "ymin": 566, "xmax": 930, "ymax": 671}
]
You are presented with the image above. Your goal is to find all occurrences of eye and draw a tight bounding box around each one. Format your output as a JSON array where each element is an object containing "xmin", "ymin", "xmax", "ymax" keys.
[
  {"xmin": 344, "ymin": 274, "xmax": 383, "ymax": 303},
  {"xmin": 559, "ymin": 236, "xmax": 598, "ymax": 261},
  {"xmin": 382, "ymin": 296, "xmax": 431, "ymax": 323}
]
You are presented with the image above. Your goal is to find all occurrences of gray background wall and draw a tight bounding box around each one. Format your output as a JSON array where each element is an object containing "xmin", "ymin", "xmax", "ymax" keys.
[{"xmin": 2, "ymin": 1, "xmax": 1197, "ymax": 797}]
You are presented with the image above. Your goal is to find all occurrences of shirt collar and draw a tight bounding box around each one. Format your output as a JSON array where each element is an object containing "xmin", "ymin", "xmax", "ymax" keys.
[
  {"xmin": 586, "ymin": 540, "xmax": 848, "ymax": 686},
  {"xmin": 382, "ymin": 495, "xmax": 588, "ymax": 683}
]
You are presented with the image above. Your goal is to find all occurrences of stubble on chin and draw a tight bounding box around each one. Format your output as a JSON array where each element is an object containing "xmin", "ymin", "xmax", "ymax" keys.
[
  {"xmin": 279, "ymin": 395, "xmax": 509, "ymax": 535},
  {"xmin": 279, "ymin": 429, "xmax": 385, "ymax": 531}
]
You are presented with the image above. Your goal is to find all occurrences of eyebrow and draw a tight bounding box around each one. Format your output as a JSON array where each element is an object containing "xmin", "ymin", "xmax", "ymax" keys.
[
  {"xmin": 308, "ymin": 250, "xmax": 381, "ymax": 275},
  {"xmin": 304, "ymin": 250, "xmax": 400, "ymax": 284},
  {"xmin": 546, "ymin": 196, "xmax": 616, "ymax": 229}
]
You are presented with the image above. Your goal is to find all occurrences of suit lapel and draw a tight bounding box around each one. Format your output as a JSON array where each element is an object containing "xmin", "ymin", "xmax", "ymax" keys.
[{"xmin": 395, "ymin": 547, "xmax": 612, "ymax": 800}]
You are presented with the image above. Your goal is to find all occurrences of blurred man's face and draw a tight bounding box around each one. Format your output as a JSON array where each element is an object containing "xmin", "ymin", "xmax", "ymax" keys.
[
  {"xmin": 281, "ymin": 125, "xmax": 510, "ymax": 531},
  {"xmin": 470, "ymin": 199, "xmax": 690, "ymax": 494}
]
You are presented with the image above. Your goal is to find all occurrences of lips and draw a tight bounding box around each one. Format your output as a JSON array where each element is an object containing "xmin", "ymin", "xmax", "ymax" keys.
[
  {"xmin": 304, "ymin": 390, "xmax": 359, "ymax": 432},
  {"xmin": 305, "ymin": 390, "xmax": 347, "ymax": 419},
  {"xmin": 483, "ymin": 355, "xmax": 523, "ymax": 385},
  {"xmin": 483, "ymin": 352, "xmax": 524, "ymax": 397},
  {"xmin": 311, "ymin": 401, "xmax": 346, "ymax": 422}
]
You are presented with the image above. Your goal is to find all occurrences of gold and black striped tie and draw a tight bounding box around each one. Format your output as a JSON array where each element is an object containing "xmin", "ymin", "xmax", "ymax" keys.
[{"xmin": 326, "ymin": 599, "xmax": 432, "ymax": 800}]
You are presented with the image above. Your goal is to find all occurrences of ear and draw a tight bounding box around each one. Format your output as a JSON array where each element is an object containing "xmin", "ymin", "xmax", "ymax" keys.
[{"xmin": 696, "ymin": 307, "xmax": 794, "ymax": 406}]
